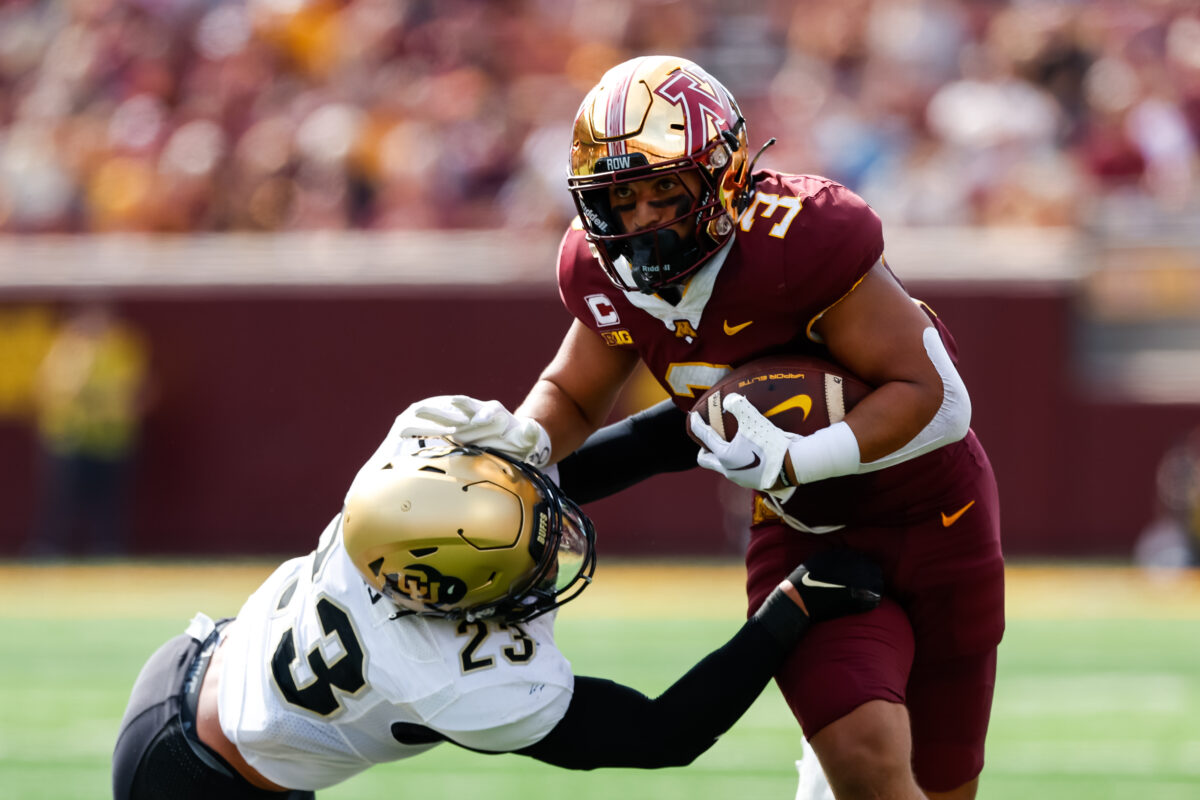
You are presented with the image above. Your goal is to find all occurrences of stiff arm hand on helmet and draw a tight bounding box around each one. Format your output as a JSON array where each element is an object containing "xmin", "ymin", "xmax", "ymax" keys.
[{"xmin": 392, "ymin": 395, "xmax": 552, "ymax": 468}]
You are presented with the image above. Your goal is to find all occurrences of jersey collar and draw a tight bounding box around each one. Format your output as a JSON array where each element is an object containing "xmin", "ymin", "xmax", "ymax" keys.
[{"xmin": 613, "ymin": 237, "xmax": 734, "ymax": 333}]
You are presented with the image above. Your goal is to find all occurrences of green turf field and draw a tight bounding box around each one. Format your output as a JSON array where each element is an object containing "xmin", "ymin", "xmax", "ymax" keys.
[{"xmin": 1, "ymin": 562, "xmax": 1198, "ymax": 799}]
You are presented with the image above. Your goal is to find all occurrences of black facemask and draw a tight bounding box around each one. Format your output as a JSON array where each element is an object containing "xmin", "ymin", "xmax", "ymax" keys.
[{"xmin": 628, "ymin": 228, "xmax": 704, "ymax": 294}]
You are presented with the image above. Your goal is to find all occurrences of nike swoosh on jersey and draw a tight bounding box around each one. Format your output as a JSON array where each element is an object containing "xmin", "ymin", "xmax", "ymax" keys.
[
  {"xmin": 729, "ymin": 453, "xmax": 761, "ymax": 471},
  {"xmin": 800, "ymin": 572, "xmax": 845, "ymax": 590},
  {"xmin": 941, "ymin": 500, "xmax": 976, "ymax": 527},
  {"xmin": 723, "ymin": 319, "xmax": 754, "ymax": 335},
  {"xmin": 764, "ymin": 394, "xmax": 813, "ymax": 421}
]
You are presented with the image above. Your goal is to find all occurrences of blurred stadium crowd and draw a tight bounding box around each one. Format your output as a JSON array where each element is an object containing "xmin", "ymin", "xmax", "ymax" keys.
[{"xmin": 0, "ymin": 0, "xmax": 1197, "ymax": 235}]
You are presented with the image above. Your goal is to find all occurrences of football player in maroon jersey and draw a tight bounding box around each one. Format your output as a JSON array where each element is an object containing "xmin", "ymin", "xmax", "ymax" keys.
[{"xmin": 400, "ymin": 55, "xmax": 1003, "ymax": 800}]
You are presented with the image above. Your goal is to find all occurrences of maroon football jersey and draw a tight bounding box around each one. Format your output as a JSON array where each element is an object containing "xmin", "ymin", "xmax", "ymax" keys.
[{"xmin": 558, "ymin": 171, "xmax": 985, "ymax": 526}]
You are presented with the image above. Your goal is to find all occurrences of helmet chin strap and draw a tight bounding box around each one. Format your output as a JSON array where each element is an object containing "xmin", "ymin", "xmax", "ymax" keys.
[{"xmin": 629, "ymin": 228, "xmax": 703, "ymax": 294}]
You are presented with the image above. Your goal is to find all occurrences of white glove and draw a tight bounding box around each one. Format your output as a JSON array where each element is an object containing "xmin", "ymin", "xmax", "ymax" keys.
[
  {"xmin": 689, "ymin": 393, "xmax": 793, "ymax": 491},
  {"xmin": 690, "ymin": 392, "xmax": 862, "ymax": 490},
  {"xmin": 394, "ymin": 395, "xmax": 551, "ymax": 467}
]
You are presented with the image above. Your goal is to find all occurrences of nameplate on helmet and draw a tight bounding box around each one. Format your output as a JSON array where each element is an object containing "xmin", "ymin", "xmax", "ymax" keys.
[{"xmin": 594, "ymin": 153, "xmax": 649, "ymax": 173}]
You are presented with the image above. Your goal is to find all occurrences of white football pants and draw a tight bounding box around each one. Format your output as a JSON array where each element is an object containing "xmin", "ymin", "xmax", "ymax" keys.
[{"xmin": 794, "ymin": 737, "xmax": 835, "ymax": 800}]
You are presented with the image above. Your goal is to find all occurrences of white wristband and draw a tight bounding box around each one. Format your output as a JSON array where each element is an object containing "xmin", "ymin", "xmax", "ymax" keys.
[{"xmin": 785, "ymin": 421, "xmax": 861, "ymax": 484}]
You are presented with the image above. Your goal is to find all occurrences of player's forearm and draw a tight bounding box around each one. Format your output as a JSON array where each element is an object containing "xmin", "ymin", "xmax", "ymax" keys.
[
  {"xmin": 783, "ymin": 329, "xmax": 970, "ymax": 484},
  {"xmin": 556, "ymin": 400, "xmax": 695, "ymax": 504},
  {"xmin": 515, "ymin": 320, "xmax": 640, "ymax": 463},
  {"xmin": 515, "ymin": 554, "xmax": 879, "ymax": 769},
  {"xmin": 514, "ymin": 378, "xmax": 604, "ymax": 462},
  {"xmin": 835, "ymin": 378, "xmax": 940, "ymax": 462},
  {"xmin": 844, "ymin": 326, "xmax": 971, "ymax": 471},
  {"xmin": 514, "ymin": 618, "xmax": 789, "ymax": 770}
]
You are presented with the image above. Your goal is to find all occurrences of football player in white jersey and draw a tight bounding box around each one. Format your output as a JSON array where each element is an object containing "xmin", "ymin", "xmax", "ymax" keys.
[{"xmin": 113, "ymin": 423, "xmax": 882, "ymax": 799}]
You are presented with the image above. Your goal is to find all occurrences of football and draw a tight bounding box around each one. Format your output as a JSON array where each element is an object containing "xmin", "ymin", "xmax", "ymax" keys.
[{"xmin": 689, "ymin": 354, "xmax": 872, "ymax": 447}]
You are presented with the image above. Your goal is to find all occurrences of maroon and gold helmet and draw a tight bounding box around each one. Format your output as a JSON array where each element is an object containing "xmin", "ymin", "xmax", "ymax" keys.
[{"xmin": 568, "ymin": 55, "xmax": 754, "ymax": 293}]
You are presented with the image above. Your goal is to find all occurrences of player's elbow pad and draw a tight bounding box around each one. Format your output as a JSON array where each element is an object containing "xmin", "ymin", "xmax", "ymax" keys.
[{"xmin": 858, "ymin": 327, "xmax": 971, "ymax": 473}]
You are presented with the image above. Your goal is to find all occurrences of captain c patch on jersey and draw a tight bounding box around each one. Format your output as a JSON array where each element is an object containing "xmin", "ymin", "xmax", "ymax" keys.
[{"xmin": 585, "ymin": 293, "xmax": 620, "ymax": 326}]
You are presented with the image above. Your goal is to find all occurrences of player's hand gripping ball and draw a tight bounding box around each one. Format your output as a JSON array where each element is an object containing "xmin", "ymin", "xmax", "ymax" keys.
[
  {"xmin": 687, "ymin": 355, "xmax": 871, "ymax": 490},
  {"xmin": 689, "ymin": 355, "xmax": 871, "ymax": 444}
]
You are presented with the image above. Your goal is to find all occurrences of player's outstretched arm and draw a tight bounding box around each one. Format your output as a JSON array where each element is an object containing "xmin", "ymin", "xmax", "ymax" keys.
[
  {"xmin": 554, "ymin": 399, "xmax": 695, "ymax": 504},
  {"xmin": 514, "ymin": 550, "xmax": 882, "ymax": 770}
]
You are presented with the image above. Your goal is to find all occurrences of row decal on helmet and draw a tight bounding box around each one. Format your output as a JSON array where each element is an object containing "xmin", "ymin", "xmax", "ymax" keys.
[
  {"xmin": 654, "ymin": 68, "xmax": 736, "ymax": 155},
  {"xmin": 606, "ymin": 55, "xmax": 646, "ymax": 157}
]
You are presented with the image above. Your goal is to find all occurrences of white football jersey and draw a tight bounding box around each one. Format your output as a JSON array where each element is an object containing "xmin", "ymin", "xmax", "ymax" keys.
[{"xmin": 215, "ymin": 514, "xmax": 575, "ymax": 790}]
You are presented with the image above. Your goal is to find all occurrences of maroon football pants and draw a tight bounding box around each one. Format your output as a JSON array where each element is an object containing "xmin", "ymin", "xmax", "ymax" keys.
[{"xmin": 745, "ymin": 470, "xmax": 1004, "ymax": 792}]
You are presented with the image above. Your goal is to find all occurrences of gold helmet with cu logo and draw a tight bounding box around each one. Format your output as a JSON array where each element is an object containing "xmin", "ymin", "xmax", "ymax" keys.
[
  {"xmin": 568, "ymin": 54, "xmax": 760, "ymax": 293},
  {"xmin": 342, "ymin": 443, "xmax": 595, "ymax": 623}
]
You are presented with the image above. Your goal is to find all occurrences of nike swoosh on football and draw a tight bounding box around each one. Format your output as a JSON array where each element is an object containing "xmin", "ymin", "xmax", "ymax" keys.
[
  {"xmin": 723, "ymin": 319, "xmax": 754, "ymax": 335},
  {"xmin": 941, "ymin": 500, "xmax": 976, "ymax": 527},
  {"xmin": 800, "ymin": 573, "xmax": 845, "ymax": 590},
  {"xmin": 729, "ymin": 453, "xmax": 761, "ymax": 471},
  {"xmin": 765, "ymin": 394, "xmax": 813, "ymax": 421}
]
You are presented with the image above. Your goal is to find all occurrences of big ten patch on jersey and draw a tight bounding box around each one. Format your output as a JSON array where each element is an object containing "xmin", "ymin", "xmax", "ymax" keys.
[
  {"xmin": 586, "ymin": 292, "xmax": 636, "ymax": 346},
  {"xmin": 601, "ymin": 329, "xmax": 634, "ymax": 346}
]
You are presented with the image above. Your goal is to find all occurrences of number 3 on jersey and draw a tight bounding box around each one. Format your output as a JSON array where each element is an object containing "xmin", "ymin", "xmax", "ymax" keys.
[
  {"xmin": 739, "ymin": 192, "xmax": 802, "ymax": 238},
  {"xmin": 271, "ymin": 596, "xmax": 366, "ymax": 716},
  {"xmin": 664, "ymin": 362, "xmax": 733, "ymax": 398}
]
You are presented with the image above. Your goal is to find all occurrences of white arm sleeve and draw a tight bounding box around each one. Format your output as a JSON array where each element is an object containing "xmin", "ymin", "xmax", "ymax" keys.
[{"xmin": 856, "ymin": 326, "xmax": 971, "ymax": 473}]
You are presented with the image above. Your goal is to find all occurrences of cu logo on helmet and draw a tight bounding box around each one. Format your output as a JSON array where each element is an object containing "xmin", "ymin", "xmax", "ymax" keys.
[
  {"xmin": 654, "ymin": 69, "xmax": 735, "ymax": 154},
  {"xmin": 397, "ymin": 564, "xmax": 466, "ymax": 604}
]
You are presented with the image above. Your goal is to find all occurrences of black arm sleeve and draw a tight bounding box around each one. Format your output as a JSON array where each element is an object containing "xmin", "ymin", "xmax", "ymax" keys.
[
  {"xmin": 513, "ymin": 618, "xmax": 788, "ymax": 770},
  {"xmin": 556, "ymin": 399, "xmax": 697, "ymax": 504}
]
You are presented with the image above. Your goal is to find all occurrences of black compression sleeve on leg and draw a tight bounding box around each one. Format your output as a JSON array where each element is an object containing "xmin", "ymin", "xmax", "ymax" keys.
[
  {"xmin": 514, "ymin": 618, "xmax": 788, "ymax": 769},
  {"xmin": 556, "ymin": 399, "xmax": 695, "ymax": 504}
]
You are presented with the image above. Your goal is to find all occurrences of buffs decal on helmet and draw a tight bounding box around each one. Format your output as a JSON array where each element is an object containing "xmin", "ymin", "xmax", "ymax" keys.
[
  {"xmin": 569, "ymin": 55, "xmax": 755, "ymax": 293},
  {"xmin": 343, "ymin": 444, "xmax": 595, "ymax": 623}
]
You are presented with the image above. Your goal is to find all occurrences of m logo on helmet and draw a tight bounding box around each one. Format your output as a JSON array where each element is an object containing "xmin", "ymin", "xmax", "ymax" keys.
[
  {"xmin": 395, "ymin": 564, "xmax": 467, "ymax": 605},
  {"xmin": 654, "ymin": 69, "xmax": 736, "ymax": 155}
]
